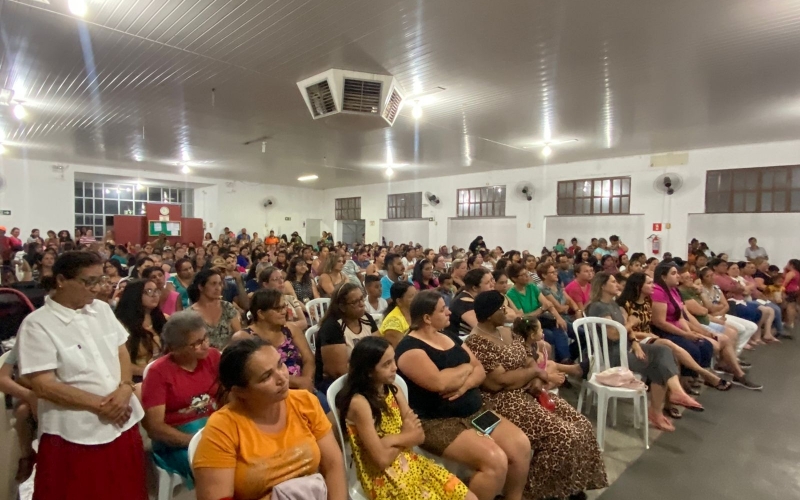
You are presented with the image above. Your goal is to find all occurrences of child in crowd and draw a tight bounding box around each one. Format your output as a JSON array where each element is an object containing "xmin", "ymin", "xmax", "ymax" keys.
[
  {"xmin": 335, "ymin": 336, "xmax": 473, "ymax": 500},
  {"xmin": 436, "ymin": 272, "xmax": 454, "ymax": 307},
  {"xmin": 364, "ymin": 274, "xmax": 388, "ymax": 315},
  {"xmin": 511, "ymin": 317, "xmax": 582, "ymax": 391}
]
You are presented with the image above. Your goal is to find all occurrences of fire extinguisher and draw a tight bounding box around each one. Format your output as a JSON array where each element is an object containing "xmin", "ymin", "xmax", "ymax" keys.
[{"xmin": 650, "ymin": 235, "xmax": 661, "ymax": 255}]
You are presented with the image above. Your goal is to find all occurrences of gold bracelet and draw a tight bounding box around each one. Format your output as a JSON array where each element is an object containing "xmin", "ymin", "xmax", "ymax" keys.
[{"xmin": 119, "ymin": 380, "xmax": 136, "ymax": 391}]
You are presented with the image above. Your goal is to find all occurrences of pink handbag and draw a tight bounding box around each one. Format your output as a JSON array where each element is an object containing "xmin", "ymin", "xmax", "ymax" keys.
[{"xmin": 594, "ymin": 367, "xmax": 646, "ymax": 391}]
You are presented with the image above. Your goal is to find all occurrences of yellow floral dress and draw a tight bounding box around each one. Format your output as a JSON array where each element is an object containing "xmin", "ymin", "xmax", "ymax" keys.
[{"xmin": 346, "ymin": 389, "xmax": 469, "ymax": 500}]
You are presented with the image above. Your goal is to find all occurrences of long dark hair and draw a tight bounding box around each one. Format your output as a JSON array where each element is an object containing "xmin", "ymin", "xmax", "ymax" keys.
[
  {"xmin": 115, "ymin": 279, "xmax": 167, "ymax": 363},
  {"xmin": 462, "ymin": 268, "xmax": 489, "ymax": 293},
  {"xmin": 511, "ymin": 316, "xmax": 540, "ymax": 343},
  {"xmin": 617, "ymin": 272, "xmax": 648, "ymax": 308},
  {"xmin": 408, "ymin": 290, "xmax": 444, "ymax": 331},
  {"xmin": 411, "ymin": 259, "xmax": 435, "ymax": 290},
  {"xmin": 187, "ymin": 269, "xmax": 220, "ymax": 303},
  {"xmin": 40, "ymin": 251, "xmax": 102, "ymax": 290},
  {"xmin": 249, "ymin": 288, "xmax": 283, "ymax": 323},
  {"xmin": 335, "ymin": 336, "xmax": 397, "ymax": 432},
  {"xmin": 653, "ymin": 262, "xmax": 681, "ymax": 319},
  {"xmin": 320, "ymin": 282, "xmax": 362, "ymax": 324},
  {"xmin": 217, "ymin": 337, "xmax": 271, "ymax": 402},
  {"xmin": 286, "ymin": 256, "xmax": 311, "ymax": 285},
  {"xmin": 384, "ymin": 281, "xmax": 413, "ymax": 316}
]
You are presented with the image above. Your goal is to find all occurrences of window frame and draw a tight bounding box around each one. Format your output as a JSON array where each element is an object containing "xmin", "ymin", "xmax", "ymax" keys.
[
  {"xmin": 705, "ymin": 166, "xmax": 800, "ymax": 214},
  {"xmin": 556, "ymin": 176, "xmax": 631, "ymax": 216},
  {"xmin": 455, "ymin": 185, "xmax": 507, "ymax": 218},
  {"xmin": 335, "ymin": 196, "xmax": 362, "ymax": 220},
  {"xmin": 387, "ymin": 192, "xmax": 423, "ymax": 220}
]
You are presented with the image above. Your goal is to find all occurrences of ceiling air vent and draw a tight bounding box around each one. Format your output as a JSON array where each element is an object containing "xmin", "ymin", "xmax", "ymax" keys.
[
  {"xmin": 297, "ymin": 69, "xmax": 405, "ymax": 127},
  {"xmin": 305, "ymin": 80, "xmax": 336, "ymax": 117},
  {"xmin": 382, "ymin": 87, "xmax": 404, "ymax": 125}
]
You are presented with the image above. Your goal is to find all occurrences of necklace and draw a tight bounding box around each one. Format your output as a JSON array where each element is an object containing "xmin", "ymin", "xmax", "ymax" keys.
[{"xmin": 476, "ymin": 325, "xmax": 506, "ymax": 342}]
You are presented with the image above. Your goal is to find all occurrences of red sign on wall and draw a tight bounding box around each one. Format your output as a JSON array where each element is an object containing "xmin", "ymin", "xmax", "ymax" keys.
[{"xmin": 653, "ymin": 223, "xmax": 663, "ymax": 231}]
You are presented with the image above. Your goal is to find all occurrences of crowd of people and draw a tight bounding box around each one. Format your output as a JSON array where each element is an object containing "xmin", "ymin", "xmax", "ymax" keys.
[{"xmin": 1, "ymin": 223, "xmax": 797, "ymax": 500}]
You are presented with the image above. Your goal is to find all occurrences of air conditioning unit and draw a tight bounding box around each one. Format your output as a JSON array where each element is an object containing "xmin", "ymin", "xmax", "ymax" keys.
[{"xmin": 297, "ymin": 69, "xmax": 406, "ymax": 127}]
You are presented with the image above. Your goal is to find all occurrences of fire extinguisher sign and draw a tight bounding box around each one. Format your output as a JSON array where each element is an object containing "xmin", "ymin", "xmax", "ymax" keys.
[{"xmin": 653, "ymin": 223, "xmax": 663, "ymax": 231}]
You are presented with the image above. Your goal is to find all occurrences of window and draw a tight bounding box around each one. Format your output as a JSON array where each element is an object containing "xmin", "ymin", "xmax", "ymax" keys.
[
  {"xmin": 335, "ymin": 197, "xmax": 361, "ymax": 220},
  {"xmin": 456, "ymin": 186, "xmax": 506, "ymax": 217},
  {"xmin": 74, "ymin": 181, "xmax": 194, "ymax": 238},
  {"xmin": 387, "ymin": 192, "xmax": 422, "ymax": 219},
  {"xmin": 706, "ymin": 166, "xmax": 800, "ymax": 213},
  {"xmin": 557, "ymin": 176, "xmax": 631, "ymax": 215}
]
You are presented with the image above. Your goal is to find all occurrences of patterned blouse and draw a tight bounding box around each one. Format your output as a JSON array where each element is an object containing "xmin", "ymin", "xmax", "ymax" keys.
[
  {"xmin": 194, "ymin": 300, "xmax": 239, "ymax": 349},
  {"xmin": 243, "ymin": 326, "xmax": 302, "ymax": 377},
  {"xmin": 291, "ymin": 280, "xmax": 314, "ymax": 304},
  {"xmin": 621, "ymin": 298, "xmax": 652, "ymax": 333}
]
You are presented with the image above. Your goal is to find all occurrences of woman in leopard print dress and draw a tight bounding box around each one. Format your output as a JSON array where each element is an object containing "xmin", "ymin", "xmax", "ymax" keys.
[{"xmin": 465, "ymin": 291, "xmax": 607, "ymax": 500}]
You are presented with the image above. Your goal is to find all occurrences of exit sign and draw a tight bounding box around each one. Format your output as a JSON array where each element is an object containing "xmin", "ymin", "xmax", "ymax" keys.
[
  {"xmin": 1, "ymin": 210, "xmax": 10, "ymax": 216},
  {"xmin": 653, "ymin": 223, "xmax": 662, "ymax": 231}
]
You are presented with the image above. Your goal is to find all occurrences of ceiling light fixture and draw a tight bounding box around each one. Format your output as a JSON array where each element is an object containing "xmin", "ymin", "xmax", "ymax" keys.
[
  {"xmin": 136, "ymin": 183, "xmax": 144, "ymax": 191},
  {"xmin": 385, "ymin": 167, "xmax": 394, "ymax": 178},
  {"xmin": 412, "ymin": 101, "xmax": 422, "ymax": 120},
  {"xmin": 181, "ymin": 151, "xmax": 190, "ymax": 162},
  {"xmin": 297, "ymin": 175, "xmax": 319, "ymax": 182},
  {"xmin": 541, "ymin": 144, "xmax": 552, "ymax": 157},
  {"xmin": 13, "ymin": 103, "xmax": 26, "ymax": 120},
  {"xmin": 68, "ymin": 0, "xmax": 87, "ymax": 17},
  {"xmin": 0, "ymin": 89, "xmax": 13, "ymax": 106},
  {"xmin": 181, "ymin": 164, "xmax": 190, "ymax": 174}
]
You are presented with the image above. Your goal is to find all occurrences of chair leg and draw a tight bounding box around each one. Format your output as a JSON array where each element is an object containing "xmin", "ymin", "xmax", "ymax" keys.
[
  {"xmin": 632, "ymin": 396, "xmax": 640, "ymax": 429},
  {"xmin": 596, "ymin": 395, "xmax": 608, "ymax": 452},
  {"xmin": 611, "ymin": 398, "xmax": 618, "ymax": 427},
  {"xmin": 577, "ymin": 386, "xmax": 586, "ymax": 414},
  {"xmin": 643, "ymin": 393, "xmax": 650, "ymax": 448},
  {"xmin": 157, "ymin": 469, "xmax": 171, "ymax": 500}
]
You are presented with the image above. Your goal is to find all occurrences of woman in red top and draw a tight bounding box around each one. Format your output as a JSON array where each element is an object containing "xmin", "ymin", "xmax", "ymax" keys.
[
  {"xmin": 784, "ymin": 259, "xmax": 800, "ymax": 329},
  {"xmin": 142, "ymin": 310, "xmax": 220, "ymax": 489}
]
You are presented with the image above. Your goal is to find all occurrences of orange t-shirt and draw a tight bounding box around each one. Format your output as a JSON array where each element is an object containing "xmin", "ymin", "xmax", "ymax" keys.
[{"xmin": 193, "ymin": 390, "xmax": 331, "ymax": 500}]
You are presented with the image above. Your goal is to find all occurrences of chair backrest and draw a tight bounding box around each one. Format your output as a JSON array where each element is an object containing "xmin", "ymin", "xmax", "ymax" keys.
[
  {"xmin": 572, "ymin": 316, "xmax": 630, "ymax": 375},
  {"xmin": 0, "ymin": 288, "xmax": 35, "ymax": 342},
  {"xmin": 306, "ymin": 298, "xmax": 330, "ymax": 327},
  {"xmin": 326, "ymin": 375, "xmax": 353, "ymax": 472},
  {"xmin": 142, "ymin": 360, "xmax": 156, "ymax": 380},
  {"xmin": 370, "ymin": 313, "xmax": 383, "ymax": 328},
  {"xmin": 305, "ymin": 325, "xmax": 320, "ymax": 353},
  {"xmin": 188, "ymin": 428, "xmax": 204, "ymax": 469},
  {"xmin": 393, "ymin": 374, "xmax": 409, "ymax": 399}
]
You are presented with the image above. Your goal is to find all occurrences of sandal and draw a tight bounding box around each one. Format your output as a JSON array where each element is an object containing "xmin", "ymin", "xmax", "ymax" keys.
[
  {"xmin": 705, "ymin": 378, "xmax": 733, "ymax": 391},
  {"xmin": 764, "ymin": 337, "xmax": 781, "ymax": 344},
  {"xmin": 664, "ymin": 407, "xmax": 682, "ymax": 419},
  {"xmin": 687, "ymin": 386, "xmax": 701, "ymax": 396},
  {"xmin": 648, "ymin": 412, "xmax": 675, "ymax": 432},
  {"xmin": 669, "ymin": 395, "xmax": 704, "ymax": 412}
]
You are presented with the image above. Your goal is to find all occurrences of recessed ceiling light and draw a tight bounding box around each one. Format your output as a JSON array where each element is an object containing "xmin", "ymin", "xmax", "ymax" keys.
[
  {"xmin": 412, "ymin": 101, "xmax": 422, "ymax": 120},
  {"xmin": 298, "ymin": 175, "xmax": 319, "ymax": 182},
  {"xmin": 181, "ymin": 165, "xmax": 190, "ymax": 174},
  {"xmin": 0, "ymin": 89, "xmax": 13, "ymax": 106},
  {"xmin": 13, "ymin": 104, "xmax": 26, "ymax": 120},
  {"xmin": 181, "ymin": 151, "xmax": 190, "ymax": 162},
  {"xmin": 385, "ymin": 167, "xmax": 394, "ymax": 178},
  {"xmin": 68, "ymin": 0, "xmax": 87, "ymax": 17},
  {"xmin": 541, "ymin": 144, "xmax": 552, "ymax": 157}
]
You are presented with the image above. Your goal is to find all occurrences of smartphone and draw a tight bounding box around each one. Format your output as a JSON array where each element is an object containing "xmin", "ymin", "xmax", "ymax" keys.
[{"xmin": 471, "ymin": 410, "xmax": 501, "ymax": 435}]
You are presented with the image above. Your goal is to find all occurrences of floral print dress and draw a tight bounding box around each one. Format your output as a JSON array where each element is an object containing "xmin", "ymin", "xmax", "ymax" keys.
[{"xmin": 347, "ymin": 389, "xmax": 469, "ymax": 500}]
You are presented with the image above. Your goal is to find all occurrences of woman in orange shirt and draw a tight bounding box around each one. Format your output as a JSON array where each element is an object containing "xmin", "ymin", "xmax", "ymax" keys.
[{"xmin": 193, "ymin": 338, "xmax": 346, "ymax": 500}]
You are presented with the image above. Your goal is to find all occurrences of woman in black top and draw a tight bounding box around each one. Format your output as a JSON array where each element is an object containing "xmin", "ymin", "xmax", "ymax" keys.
[
  {"xmin": 444, "ymin": 268, "xmax": 495, "ymax": 341},
  {"xmin": 395, "ymin": 290, "xmax": 530, "ymax": 500}
]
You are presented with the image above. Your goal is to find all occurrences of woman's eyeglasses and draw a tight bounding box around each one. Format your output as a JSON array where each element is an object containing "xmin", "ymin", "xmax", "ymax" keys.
[
  {"xmin": 185, "ymin": 335, "xmax": 210, "ymax": 349},
  {"xmin": 346, "ymin": 296, "xmax": 366, "ymax": 306},
  {"xmin": 143, "ymin": 288, "xmax": 163, "ymax": 297}
]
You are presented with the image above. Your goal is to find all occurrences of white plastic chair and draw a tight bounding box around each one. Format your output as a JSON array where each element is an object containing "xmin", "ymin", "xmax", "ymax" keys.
[
  {"xmin": 572, "ymin": 317, "xmax": 649, "ymax": 452},
  {"xmin": 188, "ymin": 428, "xmax": 204, "ymax": 469},
  {"xmin": 370, "ymin": 313, "xmax": 384, "ymax": 328},
  {"xmin": 306, "ymin": 298, "xmax": 330, "ymax": 327},
  {"xmin": 0, "ymin": 350, "xmax": 21, "ymax": 500},
  {"xmin": 305, "ymin": 325, "xmax": 320, "ymax": 354},
  {"xmin": 142, "ymin": 360, "xmax": 185, "ymax": 500},
  {"xmin": 326, "ymin": 375, "xmax": 370, "ymax": 500}
]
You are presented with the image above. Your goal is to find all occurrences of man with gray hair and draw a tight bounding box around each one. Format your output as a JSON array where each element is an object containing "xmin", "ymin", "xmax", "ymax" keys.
[{"xmin": 140, "ymin": 310, "xmax": 220, "ymax": 488}]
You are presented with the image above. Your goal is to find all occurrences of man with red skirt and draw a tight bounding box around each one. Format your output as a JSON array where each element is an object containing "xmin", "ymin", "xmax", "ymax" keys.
[{"xmin": 18, "ymin": 251, "xmax": 147, "ymax": 500}]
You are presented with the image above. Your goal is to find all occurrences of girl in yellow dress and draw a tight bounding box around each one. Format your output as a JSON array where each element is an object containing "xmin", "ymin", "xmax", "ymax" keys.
[{"xmin": 335, "ymin": 336, "xmax": 474, "ymax": 500}]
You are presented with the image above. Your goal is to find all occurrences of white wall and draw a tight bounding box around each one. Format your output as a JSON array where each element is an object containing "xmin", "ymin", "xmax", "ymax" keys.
[
  {"xmin": 323, "ymin": 140, "xmax": 800, "ymax": 258},
  {"xmin": 0, "ymin": 157, "xmax": 75, "ymax": 234}
]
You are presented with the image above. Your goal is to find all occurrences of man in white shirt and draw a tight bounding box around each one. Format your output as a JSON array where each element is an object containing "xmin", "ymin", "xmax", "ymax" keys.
[
  {"xmin": 744, "ymin": 237, "xmax": 768, "ymax": 261},
  {"xmin": 18, "ymin": 251, "xmax": 146, "ymax": 500}
]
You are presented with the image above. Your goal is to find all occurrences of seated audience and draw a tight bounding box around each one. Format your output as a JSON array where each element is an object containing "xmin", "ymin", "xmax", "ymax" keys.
[
  {"xmin": 726, "ymin": 261, "xmax": 777, "ymax": 344},
  {"xmin": 711, "ymin": 258, "xmax": 772, "ymax": 345},
  {"xmin": 450, "ymin": 258, "xmax": 468, "ymax": 289},
  {"xmin": 256, "ymin": 266, "xmax": 308, "ymax": 331},
  {"xmin": 379, "ymin": 281, "xmax": 417, "ymax": 347},
  {"xmin": 18, "ymin": 251, "xmax": 146, "ymax": 500},
  {"xmin": 364, "ymin": 274, "xmax": 388, "ymax": 314},
  {"xmin": 315, "ymin": 283, "xmax": 379, "ymax": 392},
  {"xmin": 381, "ymin": 253, "xmax": 407, "ymax": 300},
  {"xmin": 143, "ymin": 266, "xmax": 182, "ymax": 315},
  {"xmin": 232, "ymin": 289, "xmax": 325, "ymax": 411},
  {"xmin": 783, "ymin": 259, "xmax": 800, "ymax": 329},
  {"xmin": 336, "ymin": 336, "xmax": 474, "ymax": 500},
  {"xmin": 492, "ymin": 269, "xmax": 522, "ymax": 323},
  {"xmin": 437, "ymin": 272, "xmax": 455, "ymax": 307},
  {"xmin": 318, "ymin": 253, "xmax": 347, "ymax": 298},
  {"xmin": 284, "ymin": 255, "xmax": 320, "ymax": 304},
  {"xmin": 141, "ymin": 311, "xmax": 220, "ymax": 489},
  {"xmin": 465, "ymin": 293, "xmax": 608, "ymax": 499},
  {"xmin": 585, "ymin": 272, "xmax": 703, "ymax": 432},
  {"xmin": 444, "ymin": 268, "xmax": 495, "ymax": 340},
  {"xmin": 0, "ymin": 343, "xmax": 38, "ymax": 482},
  {"xmin": 412, "ymin": 258, "xmax": 439, "ymax": 290},
  {"xmin": 739, "ymin": 260, "xmax": 785, "ymax": 338},
  {"xmin": 745, "ymin": 237, "xmax": 768, "ymax": 261},
  {"xmin": 115, "ymin": 279, "xmax": 167, "ymax": 383},
  {"xmin": 193, "ymin": 337, "xmax": 346, "ymax": 500},
  {"xmin": 188, "ymin": 269, "xmax": 242, "ymax": 349},
  {"xmin": 395, "ymin": 290, "xmax": 531, "ymax": 500},
  {"xmin": 565, "ymin": 262, "xmax": 593, "ymax": 313},
  {"xmin": 700, "ymin": 262, "xmax": 762, "ymax": 350},
  {"xmin": 168, "ymin": 257, "xmax": 194, "ymax": 309}
]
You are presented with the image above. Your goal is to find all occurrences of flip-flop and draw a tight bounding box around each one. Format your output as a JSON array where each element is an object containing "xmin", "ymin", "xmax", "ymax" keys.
[
  {"xmin": 743, "ymin": 344, "xmax": 756, "ymax": 351},
  {"xmin": 764, "ymin": 338, "xmax": 781, "ymax": 344},
  {"xmin": 648, "ymin": 413, "xmax": 675, "ymax": 432},
  {"xmin": 705, "ymin": 378, "xmax": 732, "ymax": 391},
  {"xmin": 669, "ymin": 396, "xmax": 704, "ymax": 412},
  {"xmin": 664, "ymin": 407, "xmax": 682, "ymax": 419}
]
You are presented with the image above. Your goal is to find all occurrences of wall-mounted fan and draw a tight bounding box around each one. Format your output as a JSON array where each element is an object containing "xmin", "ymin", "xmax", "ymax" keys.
[
  {"xmin": 653, "ymin": 173, "xmax": 683, "ymax": 196},
  {"xmin": 517, "ymin": 182, "xmax": 534, "ymax": 201},
  {"xmin": 425, "ymin": 191, "xmax": 440, "ymax": 206},
  {"xmin": 261, "ymin": 197, "xmax": 276, "ymax": 208}
]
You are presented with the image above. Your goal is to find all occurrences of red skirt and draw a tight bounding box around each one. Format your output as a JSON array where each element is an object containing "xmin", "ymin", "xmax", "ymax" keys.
[{"xmin": 34, "ymin": 426, "xmax": 147, "ymax": 500}]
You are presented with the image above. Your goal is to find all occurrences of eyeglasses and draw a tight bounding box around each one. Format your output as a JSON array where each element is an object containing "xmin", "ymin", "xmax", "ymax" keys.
[
  {"xmin": 346, "ymin": 296, "xmax": 366, "ymax": 306},
  {"xmin": 143, "ymin": 288, "xmax": 163, "ymax": 297},
  {"xmin": 75, "ymin": 276, "xmax": 105, "ymax": 287},
  {"xmin": 185, "ymin": 335, "xmax": 210, "ymax": 349}
]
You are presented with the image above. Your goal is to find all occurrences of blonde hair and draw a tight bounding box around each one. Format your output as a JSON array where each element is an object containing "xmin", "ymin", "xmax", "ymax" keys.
[{"xmin": 322, "ymin": 252, "xmax": 343, "ymax": 274}]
